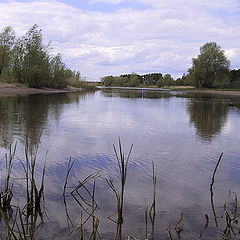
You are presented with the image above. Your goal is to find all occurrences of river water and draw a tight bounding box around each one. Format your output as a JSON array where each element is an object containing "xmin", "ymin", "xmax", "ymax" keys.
[{"xmin": 0, "ymin": 88, "xmax": 240, "ymax": 239}]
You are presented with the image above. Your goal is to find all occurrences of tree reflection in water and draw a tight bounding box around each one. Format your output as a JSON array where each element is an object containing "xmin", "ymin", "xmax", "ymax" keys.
[
  {"xmin": 187, "ymin": 96, "xmax": 229, "ymax": 141},
  {"xmin": 0, "ymin": 91, "xmax": 95, "ymax": 150}
]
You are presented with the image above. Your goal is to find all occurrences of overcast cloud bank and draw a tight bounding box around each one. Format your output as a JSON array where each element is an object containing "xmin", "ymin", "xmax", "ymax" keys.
[{"xmin": 0, "ymin": 0, "xmax": 239, "ymax": 80}]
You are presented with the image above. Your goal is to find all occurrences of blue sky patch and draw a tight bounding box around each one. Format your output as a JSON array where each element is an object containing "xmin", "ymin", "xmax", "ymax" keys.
[
  {"xmin": 59, "ymin": 0, "xmax": 151, "ymax": 12},
  {"xmin": 2, "ymin": 0, "xmax": 151, "ymax": 12}
]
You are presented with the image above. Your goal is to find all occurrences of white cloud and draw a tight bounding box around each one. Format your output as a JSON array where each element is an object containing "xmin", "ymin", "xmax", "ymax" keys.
[
  {"xmin": 0, "ymin": 0, "xmax": 239, "ymax": 80},
  {"xmin": 225, "ymin": 49, "xmax": 236, "ymax": 58}
]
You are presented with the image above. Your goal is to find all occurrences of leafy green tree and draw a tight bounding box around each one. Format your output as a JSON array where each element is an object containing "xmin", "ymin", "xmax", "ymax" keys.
[
  {"xmin": 50, "ymin": 54, "xmax": 68, "ymax": 88},
  {"xmin": 12, "ymin": 37, "xmax": 25, "ymax": 83},
  {"xmin": 155, "ymin": 74, "xmax": 163, "ymax": 87},
  {"xmin": 156, "ymin": 79, "xmax": 163, "ymax": 87},
  {"xmin": 128, "ymin": 73, "xmax": 141, "ymax": 87},
  {"xmin": 175, "ymin": 73, "xmax": 194, "ymax": 86},
  {"xmin": 0, "ymin": 26, "xmax": 15, "ymax": 76},
  {"xmin": 190, "ymin": 42, "xmax": 230, "ymax": 88},
  {"xmin": 146, "ymin": 75, "xmax": 154, "ymax": 86},
  {"xmin": 162, "ymin": 74, "xmax": 174, "ymax": 86},
  {"xmin": 144, "ymin": 73, "xmax": 161, "ymax": 86},
  {"xmin": 22, "ymin": 24, "xmax": 51, "ymax": 87},
  {"xmin": 229, "ymin": 69, "xmax": 240, "ymax": 83},
  {"xmin": 0, "ymin": 25, "xmax": 80, "ymax": 88},
  {"xmin": 114, "ymin": 76, "xmax": 125, "ymax": 86},
  {"xmin": 103, "ymin": 76, "xmax": 115, "ymax": 86},
  {"xmin": 67, "ymin": 70, "xmax": 81, "ymax": 86},
  {"xmin": 11, "ymin": 24, "xmax": 52, "ymax": 87}
]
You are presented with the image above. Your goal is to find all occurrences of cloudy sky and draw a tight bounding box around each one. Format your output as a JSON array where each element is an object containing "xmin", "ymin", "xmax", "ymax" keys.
[{"xmin": 0, "ymin": 0, "xmax": 239, "ymax": 81}]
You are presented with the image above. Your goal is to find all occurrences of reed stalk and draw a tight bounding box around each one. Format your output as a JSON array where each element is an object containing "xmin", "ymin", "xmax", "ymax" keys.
[
  {"xmin": 149, "ymin": 161, "xmax": 157, "ymax": 240},
  {"xmin": 210, "ymin": 153, "xmax": 223, "ymax": 228},
  {"xmin": 174, "ymin": 213, "xmax": 183, "ymax": 240},
  {"xmin": 144, "ymin": 198, "xmax": 148, "ymax": 239},
  {"xmin": 0, "ymin": 143, "xmax": 17, "ymax": 210},
  {"xmin": 106, "ymin": 138, "xmax": 133, "ymax": 240},
  {"xmin": 63, "ymin": 157, "xmax": 101, "ymax": 239},
  {"xmin": 63, "ymin": 157, "xmax": 76, "ymax": 229}
]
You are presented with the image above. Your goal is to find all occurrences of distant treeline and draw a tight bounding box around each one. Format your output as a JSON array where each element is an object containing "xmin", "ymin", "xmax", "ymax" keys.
[
  {"xmin": 102, "ymin": 73, "xmax": 189, "ymax": 87},
  {"xmin": 102, "ymin": 42, "xmax": 240, "ymax": 88},
  {"xmin": 0, "ymin": 25, "xmax": 84, "ymax": 88},
  {"xmin": 102, "ymin": 69, "xmax": 240, "ymax": 88}
]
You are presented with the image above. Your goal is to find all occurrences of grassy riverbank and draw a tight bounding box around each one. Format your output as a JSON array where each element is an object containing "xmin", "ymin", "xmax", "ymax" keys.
[{"xmin": 166, "ymin": 85, "xmax": 240, "ymax": 96}]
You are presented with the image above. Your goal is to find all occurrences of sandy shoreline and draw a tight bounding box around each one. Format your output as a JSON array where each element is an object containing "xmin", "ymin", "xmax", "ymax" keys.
[{"xmin": 0, "ymin": 83, "xmax": 82, "ymax": 96}]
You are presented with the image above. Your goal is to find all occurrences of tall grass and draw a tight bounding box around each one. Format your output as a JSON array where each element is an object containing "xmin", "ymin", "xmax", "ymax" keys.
[
  {"xmin": 223, "ymin": 192, "xmax": 239, "ymax": 238},
  {"xmin": 143, "ymin": 161, "xmax": 157, "ymax": 240},
  {"xmin": 0, "ymin": 142, "xmax": 46, "ymax": 239},
  {"xmin": 0, "ymin": 143, "xmax": 16, "ymax": 211},
  {"xmin": 106, "ymin": 138, "xmax": 133, "ymax": 240},
  {"xmin": 63, "ymin": 139, "xmax": 133, "ymax": 240},
  {"xmin": 209, "ymin": 152, "xmax": 240, "ymax": 240},
  {"xmin": 19, "ymin": 142, "xmax": 47, "ymax": 216},
  {"xmin": 63, "ymin": 157, "xmax": 101, "ymax": 239}
]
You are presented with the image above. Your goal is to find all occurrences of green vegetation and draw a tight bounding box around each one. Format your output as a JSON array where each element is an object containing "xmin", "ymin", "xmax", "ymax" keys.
[
  {"xmin": 189, "ymin": 42, "xmax": 230, "ymax": 88},
  {"xmin": 102, "ymin": 42, "xmax": 240, "ymax": 90},
  {"xmin": 106, "ymin": 139, "xmax": 133, "ymax": 240},
  {"xmin": 1, "ymin": 24, "xmax": 238, "ymax": 91},
  {"xmin": 0, "ymin": 144, "xmax": 16, "ymax": 211},
  {"xmin": 0, "ymin": 25, "xmax": 94, "ymax": 90},
  {"xmin": 70, "ymin": 79, "xmax": 98, "ymax": 91},
  {"xmin": 0, "ymin": 142, "xmax": 46, "ymax": 239},
  {"xmin": 102, "ymin": 72, "xmax": 187, "ymax": 88}
]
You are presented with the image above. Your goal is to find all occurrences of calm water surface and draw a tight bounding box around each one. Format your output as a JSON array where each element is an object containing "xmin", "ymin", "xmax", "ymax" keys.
[{"xmin": 0, "ymin": 88, "xmax": 240, "ymax": 239}]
